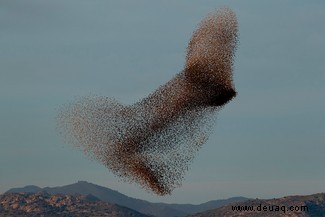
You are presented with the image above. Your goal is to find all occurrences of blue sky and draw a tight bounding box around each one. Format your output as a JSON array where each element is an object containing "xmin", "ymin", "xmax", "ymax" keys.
[{"xmin": 1, "ymin": 0, "xmax": 324, "ymax": 204}]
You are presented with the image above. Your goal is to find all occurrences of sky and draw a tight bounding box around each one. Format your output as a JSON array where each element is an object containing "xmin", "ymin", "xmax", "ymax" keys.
[{"xmin": 0, "ymin": 0, "xmax": 324, "ymax": 204}]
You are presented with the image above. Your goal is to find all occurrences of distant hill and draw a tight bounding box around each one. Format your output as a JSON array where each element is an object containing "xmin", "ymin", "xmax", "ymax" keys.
[
  {"xmin": 6, "ymin": 185, "xmax": 42, "ymax": 193},
  {"xmin": 6, "ymin": 181, "xmax": 248, "ymax": 217},
  {"xmin": 166, "ymin": 197, "xmax": 248, "ymax": 214},
  {"xmin": 187, "ymin": 193, "xmax": 325, "ymax": 217},
  {"xmin": 0, "ymin": 192, "xmax": 152, "ymax": 217}
]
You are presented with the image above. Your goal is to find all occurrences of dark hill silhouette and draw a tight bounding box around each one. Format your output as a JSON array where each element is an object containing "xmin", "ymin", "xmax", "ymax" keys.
[
  {"xmin": 7, "ymin": 185, "xmax": 42, "ymax": 193},
  {"xmin": 6, "ymin": 181, "xmax": 248, "ymax": 217},
  {"xmin": 187, "ymin": 193, "xmax": 325, "ymax": 217}
]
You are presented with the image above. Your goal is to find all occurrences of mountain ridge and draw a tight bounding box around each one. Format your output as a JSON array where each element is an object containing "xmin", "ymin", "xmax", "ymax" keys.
[
  {"xmin": 6, "ymin": 182, "xmax": 325, "ymax": 216},
  {"xmin": 0, "ymin": 191, "xmax": 152, "ymax": 217},
  {"xmin": 6, "ymin": 181, "xmax": 248, "ymax": 217},
  {"xmin": 186, "ymin": 193, "xmax": 325, "ymax": 217}
]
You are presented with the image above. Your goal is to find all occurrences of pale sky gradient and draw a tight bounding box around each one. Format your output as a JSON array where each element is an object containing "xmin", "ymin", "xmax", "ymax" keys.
[{"xmin": 1, "ymin": 0, "xmax": 324, "ymax": 204}]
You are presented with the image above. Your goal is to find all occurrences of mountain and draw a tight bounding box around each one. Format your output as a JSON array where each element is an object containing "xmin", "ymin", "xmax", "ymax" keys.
[
  {"xmin": 7, "ymin": 185, "xmax": 42, "ymax": 193},
  {"xmin": 0, "ymin": 192, "xmax": 152, "ymax": 217},
  {"xmin": 6, "ymin": 181, "xmax": 248, "ymax": 217},
  {"xmin": 187, "ymin": 193, "xmax": 325, "ymax": 217}
]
